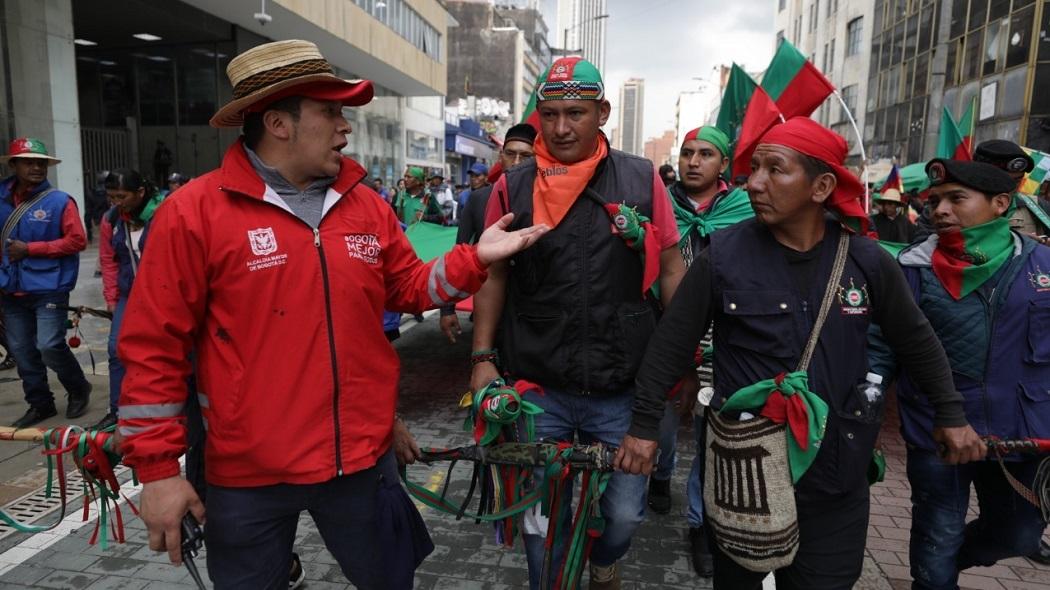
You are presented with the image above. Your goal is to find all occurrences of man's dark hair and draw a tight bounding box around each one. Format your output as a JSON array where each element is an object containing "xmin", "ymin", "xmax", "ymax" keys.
[
  {"xmin": 658, "ymin": 164, "xmax": 675, "ymax": 178},
  {"xmin": 242, "ymin": 95, "xmax": 305, "ymax": 150},
  {"xmin": 799, "ymin": 153, "xmax": 834, "ymax": 182}
]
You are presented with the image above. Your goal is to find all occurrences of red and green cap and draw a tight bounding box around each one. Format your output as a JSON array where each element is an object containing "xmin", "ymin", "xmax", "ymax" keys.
[
  {"xmin": 535, "ymin": 57, "xmax": 604, "ymax": 102},
  {"xmin": 0, "ymin": 137, "xmax": 61, "ymax": 165},
  {"xmin": 682, "ymin": 126, "xmax": 730, "ymax": 158}
]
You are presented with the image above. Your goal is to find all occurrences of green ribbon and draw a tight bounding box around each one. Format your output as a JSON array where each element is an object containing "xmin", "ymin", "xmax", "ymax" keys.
[
  {"xmin": 670, "ymin": 186, "xmax": 754, "ymax": 247},
  {"xmin": 719, "ymin": 371, "xmax": 829, "ymax": 484},
  {"xmin": 466, "ymin": 380, "xmax": 543, "ymax": 445}
]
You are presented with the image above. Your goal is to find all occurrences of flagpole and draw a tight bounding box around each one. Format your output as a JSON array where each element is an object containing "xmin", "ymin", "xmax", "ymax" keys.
[{"xmin": 833, "ymin": 90, "xmax": 870, "ymax": 213}]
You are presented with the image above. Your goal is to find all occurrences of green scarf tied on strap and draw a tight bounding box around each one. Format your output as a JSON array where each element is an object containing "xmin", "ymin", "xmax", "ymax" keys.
[
  {"xmin": 719, "ymin": 371, "xmax": 829, "ymax": 484},
  {"xmin": 670, "ymin": 186, "xmax": 754, "ymax": 247},
  {"xmin": 931, "ymin": 216, "xmax": 1014, "ymax": 300}
]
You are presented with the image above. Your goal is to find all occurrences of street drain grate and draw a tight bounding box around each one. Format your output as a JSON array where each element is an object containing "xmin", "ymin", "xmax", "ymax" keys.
[{"xmin": 0, "ymin": 465, "xmax": 130, "ymax": 540}]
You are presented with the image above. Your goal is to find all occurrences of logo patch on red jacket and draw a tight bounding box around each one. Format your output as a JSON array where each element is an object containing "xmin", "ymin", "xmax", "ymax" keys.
[
  {"xmin": 345, "ymin": 233, "xmax": 381, "ymax": 265},
  {"xmin": 246, "ymin": 227, "xmax": 288, "ymax": 272},
  {"xmin": 248, "ymin": 228, "xmax": 278, "ymax": 255}
]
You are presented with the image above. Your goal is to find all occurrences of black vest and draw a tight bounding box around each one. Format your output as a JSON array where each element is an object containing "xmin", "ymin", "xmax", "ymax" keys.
[
  {"xmin": 496, "ymin": 149, "xmax": 657, "ymax": 395},
  {"xmin": 709, "ymin": 219, "xmax": 886, "ymax": 495}
]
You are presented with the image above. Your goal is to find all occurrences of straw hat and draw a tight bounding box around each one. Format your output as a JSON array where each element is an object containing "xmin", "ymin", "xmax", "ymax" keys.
[
  {"xmin": 874, "ymin": 188, "xmax": 903, "ymax": 204},
  {"xmin": 0, "ymin": 138, "xmax": 61, "ymax": 166},
  {"xmin": 210, "ymin": 40, "xmax": 373, "ymax": 128}
]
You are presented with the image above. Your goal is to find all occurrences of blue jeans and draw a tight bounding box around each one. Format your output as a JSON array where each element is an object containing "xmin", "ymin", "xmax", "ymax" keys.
[
  {"xmin": 2, "ymin": 292, "xmax": 90, "ymax": 408},
  {"xmin": 908, "ymin": 449, "xmax": 1044, "ymax": 590},
  {"xmin": 654, "ymin": 403, "xmax": 707, "ymax": 528},
  {"xmin": 106, "ymin": 296, "xmax": 127, "ymax": 414},
  {"xmin": 205, "ymin": 452, "xmax": 421, "ymax": 590},
  {"xmin": 686, "ymin": 414, "xmax": 705, "ymax": 528},
  {"xmin": 521, "ymin": 388, "xmax": 647, "ymax": 590}
]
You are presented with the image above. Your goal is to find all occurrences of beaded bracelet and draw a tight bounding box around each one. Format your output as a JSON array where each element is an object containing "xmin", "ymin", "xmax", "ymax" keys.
[{"xmin": 471, "ymin": 349, "xmax": 500, "ymax": 366}]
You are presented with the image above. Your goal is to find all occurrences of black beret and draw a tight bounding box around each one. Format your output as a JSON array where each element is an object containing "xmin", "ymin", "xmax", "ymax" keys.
[
  {"xmin": 974, "ymin": 139, "xmax": 1034, "ymax": 173},
  {"xmin": 926, "ymin": 158, "xmax": 1017, "ymax": 195},
  {"xmin": 504, "ymin": 123, "xmax": 537, "ymax": 145}
]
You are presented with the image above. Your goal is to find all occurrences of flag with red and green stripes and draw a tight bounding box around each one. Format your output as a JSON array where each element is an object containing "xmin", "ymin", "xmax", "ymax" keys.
[
  {"xmin": 937, "ymin": 101, "xmax": 974, "ymax": 161},
  {"xmin": 715, "ymin": 64, "xmax": 783, "ymax": 178},
  {"xmin": 761, "ymin": 40, "xmax": 836, "ymax": 119},
  {"xmin": 930, "ymin": 217, "xmax": 1013, "ymax": 300}
]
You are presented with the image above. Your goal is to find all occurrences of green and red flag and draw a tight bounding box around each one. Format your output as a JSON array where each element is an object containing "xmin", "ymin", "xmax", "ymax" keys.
[
  {"xmin": 731, "ymin": 84, "xmax": 783, "ymax": 179},
  {"xmin": 715, "ymin": 63, "xmax": 757, "ymax": 141},
  {"xmin": 937, "ymin": 106, "xmax": 972, "ymax": 161},
  {"xmin": 958, "ymin": 97, "xmax": 976, "ymax": 158},
  {"xmin": 761, "ymin": 40, "xmax": 836, "ymax": 119},
  {"xmin": 930, "ymin": 217, "xmax": 1013, "ymax": 300}
]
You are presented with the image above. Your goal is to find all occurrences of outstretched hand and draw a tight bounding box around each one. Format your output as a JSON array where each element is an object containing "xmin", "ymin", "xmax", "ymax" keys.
[{"xmin": 475, "ymin": 213, "xmax": 550, "ymax": 266}]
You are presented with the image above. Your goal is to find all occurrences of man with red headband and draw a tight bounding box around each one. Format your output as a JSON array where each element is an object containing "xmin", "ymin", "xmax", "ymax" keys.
[
  {"xmin": 471, "ymin": 56, "xmax": 686, "ymax": 589},
  {"xmin": 617, "ymin": 117, "xmax": 983, "ymax": 589},
  {"xmin": 116, "ymin": 40, "xmax": 548, "ymax": 589}
]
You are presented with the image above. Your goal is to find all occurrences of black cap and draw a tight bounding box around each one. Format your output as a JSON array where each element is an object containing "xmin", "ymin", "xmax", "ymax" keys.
[
  {"xmin": 504, "ymin": 123, "xmax": 537, "ymax": 145},
  {"xmin": 925, "ymin": 158, "xmax": 1017, "ymax": 195},
  {"xmin": 974, "ymin": 139, "xmax": 1034, "ymax": 174}
]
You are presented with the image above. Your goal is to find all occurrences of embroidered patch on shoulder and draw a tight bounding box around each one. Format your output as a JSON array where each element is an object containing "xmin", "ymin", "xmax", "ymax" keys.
[
  {"xmin": 837, "ymin": 277, "xmax": 870, "ymax": 315},
  {"xmin": 1030, "ymin": 267, "xmax": 1050, "ymax": 292}
]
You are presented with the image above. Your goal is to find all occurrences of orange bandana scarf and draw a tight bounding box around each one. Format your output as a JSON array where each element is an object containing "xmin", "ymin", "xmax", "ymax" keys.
[{"xmin": 532, "ymin": 134, "xmax": 608, "ymax": 228}]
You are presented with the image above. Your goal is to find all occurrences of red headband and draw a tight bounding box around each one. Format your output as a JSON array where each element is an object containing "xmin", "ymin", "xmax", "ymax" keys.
[{"xmin": 759, "ymin": 117, "xmax": 869, "ymax": 234}]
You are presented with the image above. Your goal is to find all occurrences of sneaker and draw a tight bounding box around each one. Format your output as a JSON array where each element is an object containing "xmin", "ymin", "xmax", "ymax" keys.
[
  {"xmin": 689, "ymin": 526, "xmax": 714, "ymax": 577},
  {"xmin": 90, "ymin": 412, "xmax": 118, "ymax": 431},
  {"xmin": 647, "ymin": 477, "xmax": 671, "ymax": 515},
  {"xmin": 11, "ymin": 404, "xmax": 57, "ymax": 428},
  {"xmin": 289, "ymin": 552, "xmax": 305, "ymax": 589},
  {"xmin": 589, "ymin": 562, "xmax": 621, "ymax": 590}
]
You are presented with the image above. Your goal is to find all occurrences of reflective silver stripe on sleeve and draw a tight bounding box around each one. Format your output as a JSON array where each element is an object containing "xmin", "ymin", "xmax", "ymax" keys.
[
  {"xmin": 427, "ymin": 256, "xmax": 470, "ymax": 305},
  {"xmin": 197, "ymin": 393, "xmax": 209, "ymax": 409},
  {"xmin": 202, "ymin": 417, "xmax": 209, "ymax": 432},
  {"xmin": 118, "ymin": 424, "xmax": 158, "ymax": 436},
  {"xmin": 118, "ymin": 403, "xmax": 185, "ymax": 420}
]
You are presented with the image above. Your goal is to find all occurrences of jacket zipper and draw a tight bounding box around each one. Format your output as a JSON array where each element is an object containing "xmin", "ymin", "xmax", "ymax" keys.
[{"xmin": 313, "ymin": 226, "xmax": 344, "ymax": 476}]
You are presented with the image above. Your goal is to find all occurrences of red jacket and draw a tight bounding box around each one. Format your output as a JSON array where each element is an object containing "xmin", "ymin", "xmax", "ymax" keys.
[{"xmin": 118, "ymin": 141, "xmax": 487, "ymax": 487}]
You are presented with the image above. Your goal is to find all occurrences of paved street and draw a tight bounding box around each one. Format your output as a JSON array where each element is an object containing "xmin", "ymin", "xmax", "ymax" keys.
[{"xmin": 0, "ymin": 246, "xmax": 1044, "ymax": 588}]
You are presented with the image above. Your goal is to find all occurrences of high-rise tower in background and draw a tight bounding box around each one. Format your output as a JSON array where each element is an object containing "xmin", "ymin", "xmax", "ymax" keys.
[
  {"xmin": 556, "ymin": 0, "xmax": 607, "ymax": 72},
  {"xmin": 618, "ymin": 78, "xmax": 645, "ymax": 156}
]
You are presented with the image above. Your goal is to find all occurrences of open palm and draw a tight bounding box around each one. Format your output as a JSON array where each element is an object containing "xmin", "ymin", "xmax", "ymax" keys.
[{"xmin": 476, "ymin": 213, "xmax": 550, "ymax": 266}]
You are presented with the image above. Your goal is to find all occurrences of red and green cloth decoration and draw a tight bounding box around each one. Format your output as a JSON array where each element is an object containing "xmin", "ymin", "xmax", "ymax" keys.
[
  {"xmin": 464, "ymin": 379, "xmax": 544, "ymax": 445},
  {"xmin": 603, "ymin": 203, "xmax": 660, "ymax": 294},
  {"xmin": 719, "ymin": 371, "xmax": 829, "ymax": 484},
  {"xmin": 931, "ymin": 216, "xmax": 1014, "ymax": 300},
  {"xmin": 0, "ymin": 425, "xmax": 138, "ymax": 550},
  {"xmin": 937, "ymin": 98, "xmax": 976, "ymax": 161}
]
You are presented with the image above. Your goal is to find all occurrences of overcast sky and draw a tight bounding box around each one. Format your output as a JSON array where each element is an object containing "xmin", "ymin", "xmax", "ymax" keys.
[{"xmin": 541, "ymin": 0, "xmax": 776, "ymax": 141}]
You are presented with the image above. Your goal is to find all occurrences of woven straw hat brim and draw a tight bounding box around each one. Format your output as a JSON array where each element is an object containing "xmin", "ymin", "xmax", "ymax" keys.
[
  {"xmin": 874, "ymin": 191, "xmax": 904, "ymax": 204},
  {"xmin": 0, "ymin": 153, "xmax": 61, "ymax": 166},
  {"xmin": 209, "ymin": 74, "xmax": 371, "ymax": 128}
]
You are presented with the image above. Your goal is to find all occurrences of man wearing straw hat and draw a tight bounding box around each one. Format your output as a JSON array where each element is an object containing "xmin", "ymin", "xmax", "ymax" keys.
[
  {"xmin": 0, "ymin": 138, "xmax": 92, "ymax": 429},
  {"xmin": 870, "ymin": 187, "xmax": 917, "ymax": 244},
  {"xmin": 115, "ymin": 39, "xmax": 548, "ymax": 589}
]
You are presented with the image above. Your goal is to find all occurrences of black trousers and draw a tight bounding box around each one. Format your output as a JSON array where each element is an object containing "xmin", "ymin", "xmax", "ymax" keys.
[{"xmin": 709, "ymin": 484, "xmax": 871, "ymax": 590}]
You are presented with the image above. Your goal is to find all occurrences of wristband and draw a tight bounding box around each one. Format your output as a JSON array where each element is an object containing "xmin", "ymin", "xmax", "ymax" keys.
[{"xmin": 471, "ymin": 349, "xmax": 499, "ymax": 367}]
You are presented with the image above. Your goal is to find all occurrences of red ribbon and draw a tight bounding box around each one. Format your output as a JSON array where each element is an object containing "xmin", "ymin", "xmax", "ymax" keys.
[{"xmin": 759, "ymin": 373, "xmax": 811, "ymax": 450}]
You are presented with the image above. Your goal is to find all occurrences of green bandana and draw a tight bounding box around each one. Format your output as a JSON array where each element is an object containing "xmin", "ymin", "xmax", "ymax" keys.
[
  {"xmin": 720, "ymin": 371, "xmax": 829, "ymax": 484},
  {"xmin": 670, "ymin": 186, "xmax": 754, "ymax": 247},
  {"xmin": 682, "ymin": 126, "xmax": 730, "ymax": 159},
  {"xmin": 931, "ymin": 216, "xmax": 1014, "ymax": 300},
  {"xmin": 407, "ymin": 167, "xmax": 425, "ymax": 182}
]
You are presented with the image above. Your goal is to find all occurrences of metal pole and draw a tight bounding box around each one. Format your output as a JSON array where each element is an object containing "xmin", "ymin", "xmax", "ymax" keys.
[{"xmin": 833, "ymin": 89, "xmax": 870, "ymax": 213}]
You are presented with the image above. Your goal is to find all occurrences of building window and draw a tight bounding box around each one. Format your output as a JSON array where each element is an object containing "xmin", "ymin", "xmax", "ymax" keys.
[
  {"xmin": 840, "ymin": 84, "xmax": 858, "ymax": 122},
  {"xmin": 354, "ymin": 0, "xmax": 442, "ymax": 62},
  {"xmin": 847, "ymin": 17, "xmax": 864, "ymax": 56},
  {"xmin": 828, "ymin": 38, "xmax": 836, "ymax": 71},
  {"xmin": 776, "ymin": 30, "xmax": 785, "ymax": 47},
  {"xmin": 779, "ymin": 0, "xmax": 786, "ymax": 11},
  {"xmin": 810, "ymin": 4, "xmax": 817, "ymax": 32}
]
